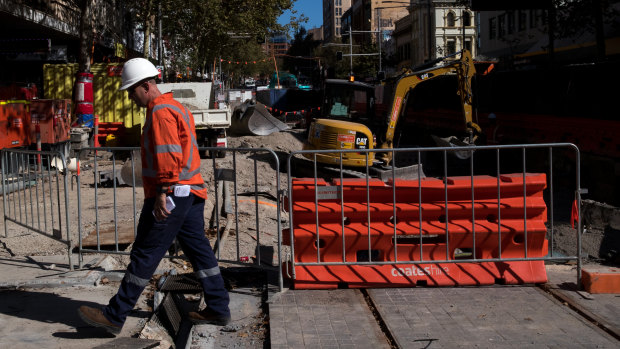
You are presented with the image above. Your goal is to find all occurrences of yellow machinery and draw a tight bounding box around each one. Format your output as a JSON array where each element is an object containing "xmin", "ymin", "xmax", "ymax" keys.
[{"xmin": 304, "ymin": 50, "xmax": 482, "ymax": 167}]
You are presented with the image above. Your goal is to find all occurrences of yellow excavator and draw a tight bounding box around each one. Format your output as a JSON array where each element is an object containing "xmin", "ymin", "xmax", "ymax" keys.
[{"xmin": 303, "ymin": 50, "xmax": 482, "ymax": 167}]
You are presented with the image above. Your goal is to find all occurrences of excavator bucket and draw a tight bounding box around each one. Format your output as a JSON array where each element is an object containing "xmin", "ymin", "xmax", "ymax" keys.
[
  {"xmin": 230, "ymin": 101, "xmax": 290, "ymax": 136},
  {"xmin": 431, "ymin": 135, "xmax": 474, "ymax": 160}
]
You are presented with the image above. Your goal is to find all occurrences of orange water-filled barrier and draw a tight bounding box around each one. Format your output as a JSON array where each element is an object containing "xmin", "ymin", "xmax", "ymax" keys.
[{"xmin": 284, "ymin": 173, "xmax": 549, "ymax": 289}]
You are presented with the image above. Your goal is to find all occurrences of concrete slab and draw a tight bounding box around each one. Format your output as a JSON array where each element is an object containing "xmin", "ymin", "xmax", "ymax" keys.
[
  {"xmin": 0, "ymin": 285, "xmax": 152, "ymax": 349},
  {"xmin": 368, "ymin": 285, "xmax": 618, "ymax": 348},
  {"xmin": 268, "ymin": 289, "xmax": 391, "ymax": 349},
  {"xmin": 0, "ymin": 254, "xmax": 155, "ymax": 348},
  {"xmin": 0, "ymin": 254, "xmax": 117, "ymax": 289}
]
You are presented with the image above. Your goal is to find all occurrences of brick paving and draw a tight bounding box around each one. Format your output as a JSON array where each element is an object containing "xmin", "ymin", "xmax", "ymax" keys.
[
  {"xmin": 268, "ymin": 289, "xmax": 390, "ymax": 349},
  {"xmin": 268, "ymin": 265, "xmax": 620, "ymax": 348},
  {"xmin": 368, "ymin": 286, "xmax": 619, "ymax": 348}
]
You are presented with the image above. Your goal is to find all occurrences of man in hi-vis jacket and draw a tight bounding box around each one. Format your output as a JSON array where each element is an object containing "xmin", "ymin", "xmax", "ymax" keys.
[{"xmin": 77, "ymin": 58, "xmax": 230, "ymax": 335}]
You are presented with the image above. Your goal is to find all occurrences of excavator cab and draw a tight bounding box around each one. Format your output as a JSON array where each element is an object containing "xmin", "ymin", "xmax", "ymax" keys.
[
  {"xmin": 303, "ymin": 79, "xmax": 379, "ymax": 167},
  {"xmin": 322, "ymin": 79, "xmax": 375, "ymax": 121}
]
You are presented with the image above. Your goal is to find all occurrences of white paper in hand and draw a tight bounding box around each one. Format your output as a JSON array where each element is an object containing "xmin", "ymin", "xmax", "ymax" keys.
[
  {"xmin": 165, "ymin": 196, "xmax": 176, "ymax": 211},
  {"xmin": 153, "ymin": 196, "xmax": 176, "ymax": 221}
]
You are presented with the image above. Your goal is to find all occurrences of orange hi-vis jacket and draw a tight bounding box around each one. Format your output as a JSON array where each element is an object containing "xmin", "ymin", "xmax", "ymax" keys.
[{"xmin": 141, "ymin": 93, "xmax": 206, "ymax": 199}]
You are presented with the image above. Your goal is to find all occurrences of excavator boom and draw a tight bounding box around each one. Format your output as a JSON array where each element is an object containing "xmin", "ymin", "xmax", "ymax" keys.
[
  {"xmin": 378, "ymin": 50, "xmax": 480, "ymax": 164},
  {"xmin": 304, "ymin": 50, "xmax": 481, "ymax": 168}
]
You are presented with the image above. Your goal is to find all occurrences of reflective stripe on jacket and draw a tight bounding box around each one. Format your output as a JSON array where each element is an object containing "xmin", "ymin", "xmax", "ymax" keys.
[{"xmin": 141, "ymin": 93, "xmax": 206, "ymax": 199}]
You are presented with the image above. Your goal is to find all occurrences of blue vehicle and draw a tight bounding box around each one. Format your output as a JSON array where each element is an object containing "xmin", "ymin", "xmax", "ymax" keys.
[{"xmin": 268, "ymin": 72, "xmax": 297, "ymax": 89}]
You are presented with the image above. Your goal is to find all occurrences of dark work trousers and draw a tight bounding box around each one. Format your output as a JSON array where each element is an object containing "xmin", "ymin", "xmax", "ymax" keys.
[{"xmin": 103, "ymin": 193, "xmax": 230, "ymax": 326}]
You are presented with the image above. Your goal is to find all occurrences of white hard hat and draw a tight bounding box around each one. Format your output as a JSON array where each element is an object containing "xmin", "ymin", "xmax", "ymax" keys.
[{"xmin": 119, "ymin": 58, "xmax": 159, "ymax": 90}]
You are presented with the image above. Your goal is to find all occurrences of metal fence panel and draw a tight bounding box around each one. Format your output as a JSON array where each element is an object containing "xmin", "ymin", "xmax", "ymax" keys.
[
  {"xmin": 286, "ymin": 143, "xmax": 583, "ymax": 287},
  {"xmin": 74, "ymin": 146, "xmax": 284, "ymax": 290},
  {"xmin": 1, "ymin": 148, "xmax": 73, "ymax": 269}
]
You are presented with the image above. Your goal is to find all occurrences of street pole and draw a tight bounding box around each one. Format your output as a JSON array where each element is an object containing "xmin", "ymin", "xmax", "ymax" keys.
[
  {"xmin": 378, "ymin": 8, "xmax": 382, "ymax": 73},
  {"xmin": 158, "ymin": 2, "xmax": 162, "ymax": 66},
  {"xmin": 427, "ymin": 0, "xmax": 432, "ymax": 60},
  {"xmin": 349, "ymin": 26, "xmax": 353, "ymax": 78},
  {"xmin": 462, "ymin": 9, "xmax": 466, "ymax": 51}
]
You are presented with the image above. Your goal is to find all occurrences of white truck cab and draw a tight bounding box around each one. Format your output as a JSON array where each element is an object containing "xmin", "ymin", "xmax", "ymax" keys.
[{"xmin": 158, "ymin": 82, "xmax": 231, "ymax": 157}]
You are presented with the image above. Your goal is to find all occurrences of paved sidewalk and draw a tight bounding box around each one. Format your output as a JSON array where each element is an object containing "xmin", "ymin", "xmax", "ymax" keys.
[
  {"xmin": 268, "ymin": 289, "xmax": 390, "ymax": 349},
  {"xmin": 0, "ymin": 255, "xmax": 155, "ymax": 349},
  {"xmin": 2, "ymin": 255, "xmax": 619, "ymax": 348},
  {"xmin": 0, "ymin": 255, "xmax": 269, "ymax": 348},
  {"xmin": 267, "ymin": 265, "xmax": 620, "ymax": 348},
  {"xmin": 370, "ymin": 286, "xmax": 617, "ymax": 348}
]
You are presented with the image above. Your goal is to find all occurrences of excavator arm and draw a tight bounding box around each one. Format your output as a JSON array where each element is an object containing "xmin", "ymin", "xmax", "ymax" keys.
[{"xmin": 378, "ymin": 50, "xmax": 481, "ymax": 164}]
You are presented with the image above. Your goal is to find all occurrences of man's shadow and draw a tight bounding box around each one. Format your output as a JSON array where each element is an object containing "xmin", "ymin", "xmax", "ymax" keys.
[{"xmin": 0, "ymin": 289, "xmax": 149, "ymax": 339}]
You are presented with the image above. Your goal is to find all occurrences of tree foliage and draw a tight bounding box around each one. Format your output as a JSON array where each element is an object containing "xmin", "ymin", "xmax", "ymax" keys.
[
  {"xmin": 155, "ymin": 0, "xmax": 296, "ymax": 77},
  {"xmin": 282, "ymin": 27, "xmax": 321, "ymax": 80}
]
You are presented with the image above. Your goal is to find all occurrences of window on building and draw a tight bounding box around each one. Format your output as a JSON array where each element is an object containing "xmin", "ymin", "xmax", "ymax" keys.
[
  {"xmin": 518, "ymin": 10, "xmax": 526, "ymax": 31},
  {"xmin": 463, "ymin": 11, "xmax": 471, "ymax": 27},
  {"xmin": 336, "ymin": 27, "xmax": 340, "ymax": 36},
  {"xmin": 446, "ymin": 38, "xmax": 456, "ymax": 55},
  {"xmin": 337, "ymin": 7, "xmax": 341, "ymax": 16},
  {"xmin": 498, "ymin": 14, "xmax": 505, "ymax": 38},
  {"xmin": 447, "ymin": 12, "xmax": 456, "ymax": 27},
  {"xmin": 529, "ymin": 9, "xmax": 537, "ymax": 28},
  {"xmin": 507, "ymin": 11, "xmax": 515, "ymax": 34},
  {"xmin": 489, "ymin": 17, "xmax": 497, "ymax": 40},
  {"xmin": 464, "ymin": 39, "xmax": 472, "ymax": 52}
]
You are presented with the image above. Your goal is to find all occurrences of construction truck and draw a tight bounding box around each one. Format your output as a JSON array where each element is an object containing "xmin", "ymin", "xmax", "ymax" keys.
[
  {"xmin": 304, "ymin": 50, "xmax": 482, "ymax": 168},
  {"xmin": 157, "ymin": 82, "xmax": 231, "ymax": 158}
]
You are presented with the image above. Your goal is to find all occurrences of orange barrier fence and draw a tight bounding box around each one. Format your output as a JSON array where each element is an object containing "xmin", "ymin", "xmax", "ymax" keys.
[{"xmin": 284, "ymin": 173, "xmax": 549, "ymax": 289}]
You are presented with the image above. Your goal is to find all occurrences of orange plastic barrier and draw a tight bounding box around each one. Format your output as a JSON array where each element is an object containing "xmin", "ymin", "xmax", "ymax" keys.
[
  {"xmin": 0, "ymin": 101, "xmax": 31, "ymax": 149},
  {"xmin": 284, "ymin": 173, "xmax": 549, "ymax": 289}
]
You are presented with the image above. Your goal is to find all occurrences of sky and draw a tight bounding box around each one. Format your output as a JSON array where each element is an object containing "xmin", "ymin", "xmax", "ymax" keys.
[{"xmin": 277, "ymin": 0, "xmax": 323, "ymax": 30}]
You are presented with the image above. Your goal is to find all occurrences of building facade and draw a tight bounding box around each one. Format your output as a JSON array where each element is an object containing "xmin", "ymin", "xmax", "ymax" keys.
[
  {"xmin": 477, "ymin": 6, "xmax": 620, "ymax": 67},
  {"xmin": 478, "ymin": 9, "xmax": 549, "ymax": 62},
  {"xmin": 405, "ymin": 0, "xmax": 476, "ymax": 67},
  {"xmin": 307, "ymin": 26, "xmax": 324, "ymax": 41},
  {"xmin": 265, "ymin": 33, "xmax": 290, "ymax": 56},
  {"xmin": 323, "ymin": 0, "xmax": 352, "ymax": 42},
  {"xmin": 393, "ymin": 13, "xmax": 412, "ymax": 71},
  {"xmin": 342, "ymin": 0, "xmax": 410, "ymax": 45}
]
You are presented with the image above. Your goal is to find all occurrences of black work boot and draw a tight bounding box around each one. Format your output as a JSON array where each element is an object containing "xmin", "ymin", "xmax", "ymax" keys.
[
  {"xmin": 77, "ymin": 305, "xmax": 122, "ymax": 335},
  {"xmin": 188, "ymin": 308, "xmax": 231, "ymax": 326}
]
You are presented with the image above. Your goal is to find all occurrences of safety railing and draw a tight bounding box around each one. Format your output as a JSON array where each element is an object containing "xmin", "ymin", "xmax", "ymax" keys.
[
  {"xmin": 285, "ymin": 143, "xmax": 584, "ymax": 289},
  {"xmin": 74, "ymin": 146, "xmax": 284, "ymax": 290},
  {"xmin": 1, "ymin": 148, "xmax": 74, "ymax": 269}
]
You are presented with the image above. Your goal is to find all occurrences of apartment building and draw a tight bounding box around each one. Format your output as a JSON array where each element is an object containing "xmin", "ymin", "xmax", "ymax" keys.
[{"xmin": 323, "ymin": 0, "xmax": 352, "ymax": 42}]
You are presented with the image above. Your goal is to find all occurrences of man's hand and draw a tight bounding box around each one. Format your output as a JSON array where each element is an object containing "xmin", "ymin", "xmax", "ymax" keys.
[{"xmin": 153, "ymin": 193, "xmax": 171, "ymax": 221}]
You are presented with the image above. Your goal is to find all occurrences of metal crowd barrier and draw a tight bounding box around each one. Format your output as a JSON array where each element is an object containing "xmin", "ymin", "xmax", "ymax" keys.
[
  {"xmin": 74, "ymin": 146, "xmax": 283, "ymax": 290},
  {"xmin": 286, "ymin": 143, "xmax": 584, "ymax": 288},
  {"xmin": 1, "ymin": 148, "xmax": 73, "ymax": 269}
]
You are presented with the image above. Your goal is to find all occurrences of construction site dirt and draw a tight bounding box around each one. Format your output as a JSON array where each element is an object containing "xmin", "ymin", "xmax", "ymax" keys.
[{"xmin": 1, "ymin": 129, "xmax": 619, "ymax": 348}]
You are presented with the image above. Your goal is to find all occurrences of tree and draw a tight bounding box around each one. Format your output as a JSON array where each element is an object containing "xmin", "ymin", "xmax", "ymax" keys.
[
  {"xmin": 283, "ymin": 27, "xmax": 321, "ymax": 79},
  {"xmin": 553, "ymin": 0, "xmax": 618, "ymax": 62},
  {"xmin": 159, "ymin": 0, "xmax": 297, "ymax": 78},
  {"xmin": 77, "ymin": 0, "xmax": 95, "ymax": 72}
]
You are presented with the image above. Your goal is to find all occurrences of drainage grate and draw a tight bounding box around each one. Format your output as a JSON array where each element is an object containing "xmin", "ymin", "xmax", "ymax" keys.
[
  {"xmin": 159, "ymin": 274, "xmax": 202, "ymax": 293},
  {"xmin": 161, "ymin": 293, "xmax": 183, "ymax": 336}
]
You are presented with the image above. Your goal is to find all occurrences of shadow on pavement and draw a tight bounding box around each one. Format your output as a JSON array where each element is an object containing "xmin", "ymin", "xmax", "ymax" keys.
[{"xmin": 0, "ymin": 289, "xmax": 148, "ymax": 339}]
